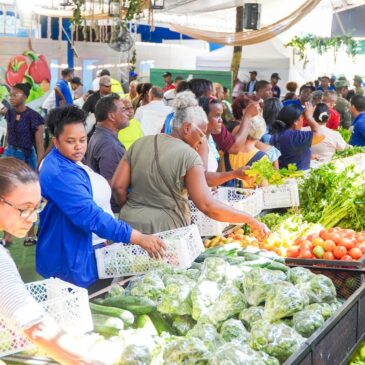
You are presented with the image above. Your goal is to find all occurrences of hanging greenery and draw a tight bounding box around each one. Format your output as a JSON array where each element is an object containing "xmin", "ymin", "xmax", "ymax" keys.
[
  {"xmin": 285, "ymin": 34, "xmax": 361, "ymax": 65},
  {"xmin": 129, "ymin": 48, "xmax": 137, "ymax": 71},
  {"xmin": 71, "ymin": 0, "xmax": 85, "ymax": 27}
]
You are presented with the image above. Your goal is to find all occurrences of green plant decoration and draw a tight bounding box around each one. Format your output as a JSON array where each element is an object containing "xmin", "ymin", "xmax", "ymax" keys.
[
  {"xmin": 285, "ymin": 33, "xmax": 360, "ymax": 67},
  {"xmin": 71, "ymin": 0, "xmax": 85, "ymax": 26},
  {"xmin": 129, "ymin": 48, "xmax": 137, "ymax": 71}
]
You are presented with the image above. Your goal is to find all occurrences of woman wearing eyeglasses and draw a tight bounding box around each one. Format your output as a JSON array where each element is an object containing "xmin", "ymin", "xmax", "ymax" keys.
[
  {"xmin": 37, "ymin": 105, "xmax": 165, "ymax": 291},
  {"xmin": 112, "ymin": 91, "xmax": 270, "ymax": 238},
  {"xmin": 0, "ymin": 157, "xmax": 106, "ymax": 365},
  {"xmin": 2, "ymin": 83, "xmax": 45, "ymax": 246}
]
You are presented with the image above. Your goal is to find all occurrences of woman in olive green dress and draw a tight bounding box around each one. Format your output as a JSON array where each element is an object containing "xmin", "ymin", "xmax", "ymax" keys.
[{"xmin": 112, "ymin": 91, "xmax": 269, "ymax": 239}]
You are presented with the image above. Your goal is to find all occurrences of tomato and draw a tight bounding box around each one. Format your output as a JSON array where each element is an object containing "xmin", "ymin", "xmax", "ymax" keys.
[
  {"xmin": 349, "ymin": 247, "xmax": 363, "ymax": 260},
  {"xmin": 338, "ymin": 237, "xmax": 355, "ymax": 250},
  {"xmin": 323, "ymin": 252, "xmax": 335, "ymax": 260},
  {"xmin": 334, "ymin": 245, "xmax": 347, "ymax": 259},
  {"xmin": 300, "ymin": 240, "xmax": 313, "ymax": 251},
  {"xmin": 328, "ymin": 233, "xmax": 341, "ymax": 244},
  {"xmin": 319, "ymin": 230, "xmax": 327, "ymax": 239},
  {"xmin": 300, "ymin": 249, "xmax": 313, "ymax": 259},
  {"xmin": 313, "ymin": 246, "xmax": 325, "ymax": 258},
  {"xmin": 340, "ymin": 254, "xmax": 353, "ymax": 261},
  {"xmin": 286, "ymin": 246, "xmax": 300, "ymax": 258},
  {"xmin": 312, "ymin": 237, "xmax": 325, "ymax": 247},
  {"xmin": 294, "ymin": 236, "xmax": 306, "ymax": 245},
  {"xmin": 355, "ymin": 243, "xmax": 365, "ymax": 254},
  {"xmin": 324, "ymin": 240, "xmax": 336, "ymax": 252},
  {"xmin": 306, "ymin": 234, "xmax": 319, "ymax": 242}
]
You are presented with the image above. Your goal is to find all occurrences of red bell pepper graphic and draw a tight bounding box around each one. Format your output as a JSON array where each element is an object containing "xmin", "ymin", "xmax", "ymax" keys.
[
  {"xmin": 23, "ymin": 50, "xmax": 51, "ymax": 84},
  {"xmin": 5, "ymin": 55, "xmax": 28, "ymax": 86}
]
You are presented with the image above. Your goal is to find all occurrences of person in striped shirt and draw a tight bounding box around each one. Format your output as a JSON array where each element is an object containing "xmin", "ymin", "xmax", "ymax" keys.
[{"xmin": 0, "ymin": 157, "xmax": 106, "ymax": 365}]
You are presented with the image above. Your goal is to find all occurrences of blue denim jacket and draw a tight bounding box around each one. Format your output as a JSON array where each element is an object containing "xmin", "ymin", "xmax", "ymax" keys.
[{"xmin": 37, "ymin": 148, "xmax": 132, "ymax": 288}]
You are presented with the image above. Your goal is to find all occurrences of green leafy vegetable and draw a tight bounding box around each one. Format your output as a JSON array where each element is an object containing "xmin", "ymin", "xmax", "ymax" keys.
[
  {"xmin": 239, "ymin": 306, "xmax": 264, "ymax": 330},
  {"xmin": 292, "ymin": 309, "xmax": 325, "ymax": 337},
  {"xmin": 219, "ymin": 319, "xmax": 249, "ymax": 343}
]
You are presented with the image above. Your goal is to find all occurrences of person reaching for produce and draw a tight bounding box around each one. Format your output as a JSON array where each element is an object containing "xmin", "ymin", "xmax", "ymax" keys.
[
  {"xmin": 0, "ymin": 157, "xmax": 107, "ymax": 365},
  {"xmin": 270, "ymin": 102, "xmax": 324, "ymax": 170},
  {"xmin": 112, "ymin": 91, "xmax": 269, "ymax": 239},
  {"xmin": 37, "ymin": 106, "xmax": 166, "ymax": 292},
  {"xmin": 303, "ymin": 103, "xmax": 347, "ymax": 162}
]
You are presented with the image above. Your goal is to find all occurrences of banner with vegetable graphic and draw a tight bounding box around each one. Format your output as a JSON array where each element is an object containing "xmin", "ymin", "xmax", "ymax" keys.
[{"xmin": 4, "ymin": 40, "xmax": 51, "ymax": 103}]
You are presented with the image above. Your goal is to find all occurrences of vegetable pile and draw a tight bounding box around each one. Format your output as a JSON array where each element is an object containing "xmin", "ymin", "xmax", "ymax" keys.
[
  {"xmin": 86, "ymin": 258, "xmax": 343, "ymax": 365},
  {"xmin": 349, "ymin": 340, "xmax": 365, "ymax": 365},
  {"xmin": 287, "ymin": 227, "xmax": 365, "ymax": 261}
]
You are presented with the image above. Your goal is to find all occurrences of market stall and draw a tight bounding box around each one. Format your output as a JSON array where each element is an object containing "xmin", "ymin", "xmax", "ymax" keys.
[{"xmin": 3, "ymin": 147, "xmax": 365, "ymax": 365}]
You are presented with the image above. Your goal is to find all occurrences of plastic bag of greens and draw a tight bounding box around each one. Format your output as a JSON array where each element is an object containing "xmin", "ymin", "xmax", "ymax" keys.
[
  {"xmin": 120, "ymin": 345, "xmax": 151, "ymax": 365},
  {"xmin": 185, "ymin": 268, "xmax": 201, "ymax": 281},
  {"xmin": 157, "ymin": 275, "xmax": 195, "ymax": 316},
  {"xmin": 305, "ymin": 303, "xmax": 333, "ymax": 320},
  {"xmin": 162, "ymin": 337, "xmax": 210, "ymax": 365},
  {"xmin": 287, "ymin": 267, "xmax": 314, "ymax": 285},
  {"xmin": 249, "ymin": 320, "xmax": 305, "ymax": 363},
  {"xmin": 296, "ymin": 274, "xmax": 336, "ymax": 304},
  {"xmin": 264, "ymin": 281, "xmax": 308, "ymax": 321},
  {"xmin": 243, "ymin": 268, "xmax": 286, "ymax": 306},
  {"xmin": 191, "ymin": 280, "xmax": 221, "ymax": 321},
  {"xmin": 219, "ymin": 319, "xmax": 249, "ymax": 344},
  {"xmin": 129, "ymin": 272, "xmax": 165, "ymax": 302},
  {"xmin": 204, "ymin": 285, "xmax": 247, "ymax": 324},
  {"xmin": 208, "ymin": 343, "xmax": 265, "ymax": 365},
  {"xmin": 172, "ymin": 316, "xmax": 196, "ymax": 336},
  {"xmin": 239, "ymin": 306, "xmax": 264, "ymax": 330},
  {"xmin": 292, "ymin": 309, "xmax": 325, "ymax": 337},
  {"xmin": 258, "ymin": 351, "xmax": 280, "ymax": 365},
  {"xmin": 199, "ymin": 257, "xmax": 229, "ymax": 283},
  {"xmin": 186, "ymin": 322, "xmax": 223, "ymax": 352}
]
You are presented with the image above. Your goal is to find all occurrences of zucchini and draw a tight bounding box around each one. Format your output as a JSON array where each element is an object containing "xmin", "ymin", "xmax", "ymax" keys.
[
  {"xmin": 135, "ymin": 314, "xmax": 158, "ymax": 336},
  {"xmin": 148, "ymin": 311, "xmax": 176, "ymax": 335},
  {"xmin": 92, "ymin": 313, "xmax": 124, "ymax": 337},
  {"xmin": 89, "ymin": 302, "xmax": 134, "ymax": 327},
  {"xmin": 97, "ymin": 295, "xmax": 156, "ymax": 315}
]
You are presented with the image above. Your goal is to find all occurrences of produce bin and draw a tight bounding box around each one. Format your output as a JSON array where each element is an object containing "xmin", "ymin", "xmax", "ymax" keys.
[
  {"xmin": 285, "ymin": 254, "xmax": 365, "ymax": 269},
  {"xmin": 284, "ymin": 267, "xmax": 365, "ymax": 365},
  {"xmin": 95, "ymin": 224, "xmax": 204, "ymax": 278},
  {"xmin": 190, "ymin": 187, "xmax": 263, "ymax": 236},
  {"xmin": 261, "ymin": 179, "xmax": 300, "ymax": 210},
  {"xmin": 0, "ymin": 278, "xmax": 93, "ymax": 358}
]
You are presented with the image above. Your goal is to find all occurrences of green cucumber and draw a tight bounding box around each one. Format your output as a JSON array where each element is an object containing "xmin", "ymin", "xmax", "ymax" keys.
[
  {"xmin": 135, "ymin": 314, "xmax": 158, "ymax": 336},
  {"xmin": 92, "ymin": 313, "xmax": 124, "ymax": 337},
  {"xmin": 89, "ymin": 302, "xmax": 134, "ymax": 327},
  {"xmin": 148, "ymin": 311, "xmax": 176, "ymax": 335},
  {"xmin": 97, "ymin": 295, "xmax": 156, "ymax": 315}
]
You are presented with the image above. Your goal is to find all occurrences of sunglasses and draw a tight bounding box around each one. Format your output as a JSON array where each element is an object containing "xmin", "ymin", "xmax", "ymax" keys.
[{"xmin": 0, "ymin": 198, "xmax": 47, "ymax": 219}]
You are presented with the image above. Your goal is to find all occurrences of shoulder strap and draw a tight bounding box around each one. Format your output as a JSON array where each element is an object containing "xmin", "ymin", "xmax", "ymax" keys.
[
  {"xmin": 153, "ymin": 135, "xmax": 189, "ymax": 227},
  {"xmin": 246, "ymin": 151, "xmax": 267, "ymax": 167}
]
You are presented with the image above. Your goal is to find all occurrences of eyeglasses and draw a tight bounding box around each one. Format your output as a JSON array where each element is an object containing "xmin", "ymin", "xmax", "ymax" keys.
[{"xmin": 0, "ymin": 198, "xmax": 47, "ymax": 219}]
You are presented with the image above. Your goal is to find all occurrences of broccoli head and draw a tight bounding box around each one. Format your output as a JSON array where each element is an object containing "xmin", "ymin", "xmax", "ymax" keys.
[
  {"xmin": 187, "ymin": 322, "xmax": 223, "ymax": 352},
  {"xmin": 239, "ymin": 306, "xmax": 264, "ymax": 331},
  {"xmin": 292, "ymin": 309, "xmax": 325, "ymax": 338},
  {"xmin": 120, "ymin": 344, "xmax": 151, "ymax": 365},
  {"xmin": 172, "ymin": 316, "xmax": 196, "ymax": 336},
  {"xmin": 219, "ymin": 319, "xmax": 249, "ymax": 344},
  {"xmin": 287, "ymin": 267, "xmax": 314, "ymax": 285}
]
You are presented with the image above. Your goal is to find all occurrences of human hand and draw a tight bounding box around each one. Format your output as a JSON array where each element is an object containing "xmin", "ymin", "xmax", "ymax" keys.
[
  {"xmin": 304, "ymin": 102, "xmax": 315, "ymax": 120},
  {"xmin": 249, "ymin": 220, "xmax": 270, "ymax": 240},
  {"xmin": 233, "ymin": 166, "xmax": 251, "ymax": 181},
  {"xmin": 138, "ymin": 234, "xmax": 166, "ymax": 259},
  {"xmin": 243, "ymin": 100, "xmax": 262, "ymax": 119}
]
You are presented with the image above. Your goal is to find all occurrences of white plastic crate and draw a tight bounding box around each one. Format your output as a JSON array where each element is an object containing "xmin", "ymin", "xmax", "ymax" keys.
[
  {"xmin": 261, "ymin": 179, "xmax": 300, "ymax": 210},
  {"xmin": 95, "ymin": 224, "xmax": 204, "ymax": 279},
  {"xmin": 190, "ymin": 188, "xmax": 263, "ymax": 236},
  {"xmin": 0, "ymin": 278, "xmax": 93, "ymax": 358}
]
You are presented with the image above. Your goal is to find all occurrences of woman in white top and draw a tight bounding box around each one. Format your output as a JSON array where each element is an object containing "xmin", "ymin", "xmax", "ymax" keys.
[
  {"xmin": 0, "ymin": 157, "xmax": 106, "ymax": 365},
  {"xmin": 308, "ymin": 103, "xmax": 347, "ymax": 162}
]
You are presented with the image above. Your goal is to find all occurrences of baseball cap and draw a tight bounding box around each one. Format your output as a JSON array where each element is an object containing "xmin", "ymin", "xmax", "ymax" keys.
[
  {"xmin": 334, "ymin": 79, "xmax": 349, "ymax": 88},
  {"xmin": 71, "ymin": 76, "xmax": 83, "ymax": 86},
  {"xmin": 354, "ymin": 75, "xmax": 363, "ymax": 83},
  {"xmin": 129, "ymin": 71, "xmax": 138, "ymax": 77},
  {"xmin": 163, "ymin": 71, "xmax": 172, "ymax": 77},
  {"xmin": 99, "ymin": 75, "xmax": 112, "ymax": 87},
  {"xmin": 249, "ymin": 71, "xmax": 258, "ymax": 75},
  {"xmin": 271, "ymin": 73, "xmax": 281, "ymax": 80}
]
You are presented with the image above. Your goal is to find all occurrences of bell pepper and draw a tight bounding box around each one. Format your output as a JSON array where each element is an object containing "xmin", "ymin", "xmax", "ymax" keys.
[
  {"xmin": 5, "ymin": 55, "xmax": 28, "ymax": 86},
  {"xmin": 23, "ymin": 50, "xmax": 51, "ymax": 84},
  {"xmin": 23, "ymin": 74, "xmax": 44, "ymax": 103}
]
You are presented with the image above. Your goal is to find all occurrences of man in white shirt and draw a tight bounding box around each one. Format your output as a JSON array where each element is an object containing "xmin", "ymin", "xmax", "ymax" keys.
[
  {"xmin": 135, "ymin": 86, "xmax": 172, "ymax": 135},
  {"xmin": 163, "ymin": 76, "xmax": 184, "ymax": 107}
]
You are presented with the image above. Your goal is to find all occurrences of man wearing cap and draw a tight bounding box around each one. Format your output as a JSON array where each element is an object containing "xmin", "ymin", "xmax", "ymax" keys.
[
  {"xmin": 334, "ymin": 79, "xmax": 351, "ymax": 129},
  {"xmin": 55, "ymin": 68, "xmax": 73, "ymax": 107},
  {"xmin": 83, "ymin": 75, "xmax": 113, "ymax": 138},
  {"xmin": 353, "ymin": 75, "xmax": 364, "ymax": 96},
  {"xmin": 163, "ymin": 72, "xmax": 175, "ymax": 93},
  {"xmin": 271, "ymin": 73, "xmax": 281, "ymax": 98},
  {"xmin": 317, "ymin": 76, "xmax": 335, "ymax": 92},
  {"xmin": 246, "ymin": 71, "xmax": 257, "ymax": 93},
  {"xmin": 163, "ymin": 76, "xmax": 184, "ymax": 107}
]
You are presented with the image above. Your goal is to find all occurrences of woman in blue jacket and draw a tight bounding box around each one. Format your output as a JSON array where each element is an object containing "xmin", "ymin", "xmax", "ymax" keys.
[{"xmin": 37, "ymin": 106, "xmax": 165, "ymax": 290}]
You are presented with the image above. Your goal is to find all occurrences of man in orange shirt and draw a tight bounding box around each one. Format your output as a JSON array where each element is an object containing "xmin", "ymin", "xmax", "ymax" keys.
[{"xmin": 323, "ymin": 90, "xmax": 340, "ymax": 130}]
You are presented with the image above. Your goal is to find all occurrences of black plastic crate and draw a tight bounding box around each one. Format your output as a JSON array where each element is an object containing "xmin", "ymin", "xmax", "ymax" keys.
[
  {"xmin": 284, "ymin": 266, "xmax": 365, "ymax": 365},
  {"xmin": 285, "ymin": 254, "xmax": 365, "ymax": 269}
]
